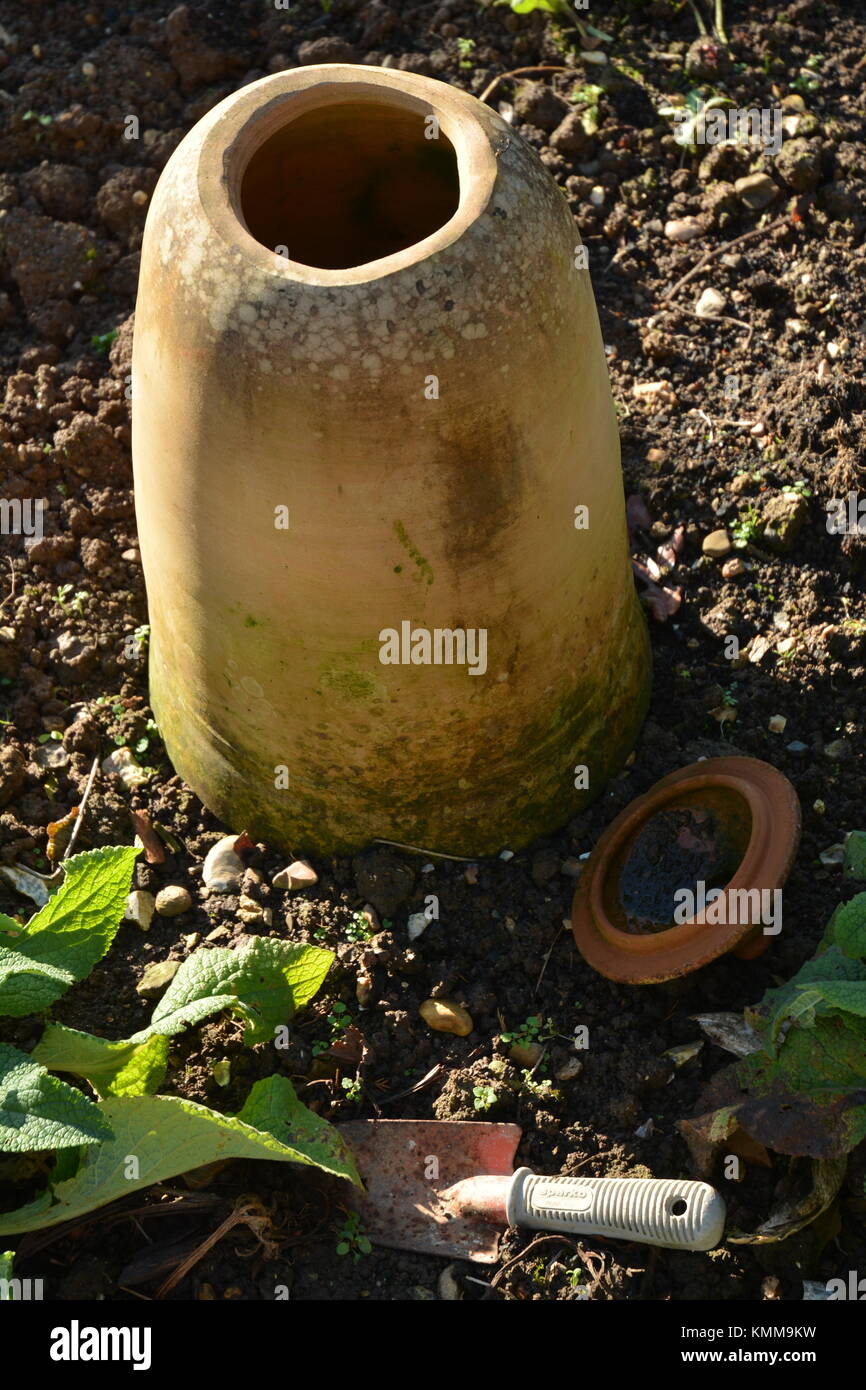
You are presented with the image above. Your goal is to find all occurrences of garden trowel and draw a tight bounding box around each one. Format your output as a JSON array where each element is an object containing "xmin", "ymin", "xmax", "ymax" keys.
[{"xmin": 339, "ymin": 1120, "xmax": 725, "ymax": 1263}]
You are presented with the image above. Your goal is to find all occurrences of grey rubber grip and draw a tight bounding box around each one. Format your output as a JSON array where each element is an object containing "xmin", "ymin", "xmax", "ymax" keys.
[{"xmin": 506, "ymin": 1170, "xmax": 725, "ymax": 1251}]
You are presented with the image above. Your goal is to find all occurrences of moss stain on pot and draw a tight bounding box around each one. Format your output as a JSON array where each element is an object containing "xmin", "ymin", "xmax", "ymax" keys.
[{"xmin": 133, "ymin": 65, "xmax": 651, "ymax": 856}]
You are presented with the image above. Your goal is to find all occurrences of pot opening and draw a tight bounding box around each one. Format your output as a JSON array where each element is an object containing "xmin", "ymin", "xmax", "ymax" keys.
[
  {"xmin": 614, "ymin": 793, "xmax": 752, "ymax": 935},
  {"xmin": 239, "ymin": 101, "xmax": 461, "ymax": 270}
]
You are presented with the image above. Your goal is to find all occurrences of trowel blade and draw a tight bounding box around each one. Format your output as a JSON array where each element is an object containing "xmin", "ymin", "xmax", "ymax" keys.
[{"xmin": 338, "ymin": 1119, "xmax": 522, "ymax": 1263}]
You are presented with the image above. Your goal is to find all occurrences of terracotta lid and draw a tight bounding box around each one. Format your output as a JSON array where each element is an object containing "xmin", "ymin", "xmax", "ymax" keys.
[{"xmin": 571, "ymin": 757, "xmax": 801, "ymax": 984}]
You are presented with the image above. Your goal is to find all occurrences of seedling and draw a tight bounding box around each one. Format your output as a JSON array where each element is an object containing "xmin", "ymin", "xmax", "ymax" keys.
[
  {"xmin": 312, "ymin": 1000, "xmax": 351, "ymax": 1056},
  {"xmin": 133, "ymin": 718, "xmax": 159, "ymax": 755},
  {"xmin": 344, "ymin": 911, "xmax": 375, "ymax": 943},
  {"xmin": 731, "ymin": 503, "xmax": 761, "ymax": 548},
  {"xmin": 90, "ymin": 330, "xmax": 117, "ymax": 357},
  {"xmin": 341, "ymin": 1076, "xmax": 362, "ymax": 1102},
  {"xmin": 500, "ymin": 1015, "xmax": 552, "ymax": 1049},
  {"xmin": 473, "ymin": 1083, "xmax": 497, "ymax": 1113},
  {"xmin": 335, "ymin": 1210, "xmax": 372, "ymax": 1262}
]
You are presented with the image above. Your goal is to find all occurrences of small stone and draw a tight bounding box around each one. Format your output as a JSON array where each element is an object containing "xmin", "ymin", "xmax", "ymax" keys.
[
  {"xmin": 498, "ymin": 848, "xmax": 514, "ymax": 861},
  {"xmin": 121, "ymin": 548, "xmax": 140, "ymax": 562},
  {"xmin": 407, "ymin": 910, "xmax": 429, "ymax": 942},
  {"xmin": 155, "ymin": 885, "xmax": 192, "ymax": 917},
  {"xmin": 125, "ymin": 890, "xmax": 155, "ymax": 931},
  {"xmin": 272, "ymin": 859, "xmax": 318, "ymax": 891},
  {"xmin": 202, "ymin": 833, "xmax": 246, "ymax": 891},
  {"xmin": 211, "ymin": 1058, "xmax": 231, "ymax": 1087},
  {"xmin": 419, "ymin": 998, "xmax": 473, "ymax": 1036},
  {"xmin": 768, "ymin": 715, "xmax": 787, "ymax": 733},
  {"xmin": 512, "ymin": 80, "xmax": 569, "ymax": 132},
  {"xmin": 702, "ymin": 529, "xmax": 732, "ymax": 558},
  {"xmin": 813, "ymin": 799, "xmax": 826, "ymax": 815},
  {"xmin": 761, "ymin": 492, "xmax": 808, "ymax": 553},
  {"xmin": 238, "ymin": 896, "xmax": 273, "ymax": 926},
  {"xmin": 438, "ymin": 1265, "xmax": 462, "ymax": 1301},
  {"xmin": 509, "ymin": 1041, "xmax": 543, "ymax": 1069},
  {"xmin": 33, "ymin": 741, "xmax": 69, "ymax": 770},
  {"xmin": 205, "ymin": 925, "xmax": 231, "ymax": 942},
  {"xmin": 550, "ymin": 111, "xmax": 593, "ymax": 156},
  {"xmin": 352, "ymin": 849, "xmax": 414, "ymax": 916},
  {"xmin": 136, "ymin": 958, "xmax": 181, "ymax": 998},
  {"xmin": 695, "ymin": 286, "xmax": 726, "ymax": 317},
  {"xmin": 183, "ymin": 932, "xmax": 200, "ymax": 949},
  {"xmin": 819, "ymin": 844, "xmax": 845, "ymax": 867},
  {"xmin": 786, "ymin": 741, "xmax": 809, "ymax": 752},
  {"xmin": 775, "ymin": 137, "xmax": 821, "ymax": 192},
  {"xmin": 530, "ymin": 848, "xmax": 560, "ymax": 887},
  {"xmin": 464, "ymin": 864, "xmax": 478, "ymax": 885},
  {"xmin": 734, "ymin": 173, "xmax": 779, "ymax": 210},
  {"xmin": 824, "ymin": 739, "xmax": 851, "ymax": 761},
  {"xmin": 556, "ymin": 1057, "xmax": 583, "ymax": 1081},
  {"xmin": 102, "ymin": 746, "xmax": 150, "ymax": 790},
  {"xmin": 721, "ymin": 557, "xmax": 745, "ymax": 579},
  {"xmin": 665, "ymin": 216, "xmax": 703, "ymax": 242}
]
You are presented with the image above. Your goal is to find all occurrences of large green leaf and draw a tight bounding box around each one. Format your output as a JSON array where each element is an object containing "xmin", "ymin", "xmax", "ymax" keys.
[
  {"xmin": 0, "ymin": 1043, "xmax": 113, "ymax": 1153},
  {"xmin": 145, "ymin": 938, "xmax": 333, "ymax": 1045},
  {"xmin": 33, "ymin": 1026, "xmax": 170, "ymax": 1099},
  {"xmin": 0, "ymin": 847, "xmax": 139, "ymax": 1018},
  {"xmin": 0, "ymin": 1075, "xmax": 360, "ymax": 1235},
  {"xmin": 825, "ymin": 893, "xmax": 866, "ymax": 959},
  {"xmin": 32, "ymin": 941, "xmax": 334, "ymax": 1099}
]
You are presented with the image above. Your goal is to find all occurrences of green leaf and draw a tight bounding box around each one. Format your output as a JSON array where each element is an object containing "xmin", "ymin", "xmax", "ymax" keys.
[
  {"xmin": 826, "ymin": 893, "xmax": 866, "ymax": 959},
  {"xmin": 0, "ymin": 1075, "xmax": 361, "ymax": 1235},
  {"xmin": 145, "ymin": 938, "xmax": 333, "ymax": 1045},
  {"xmin": 796, "ymin": 980, "xmax": 866, "ymax": 1018},
  {"xmin": 0, "ymin": 1043, "xmax": 113, "ymax": 1153},
  {"xmin": 510, "ymin": 0, "xmax": 563, "ymax": 12},
  {"xmin": 0, "ymin": 847, "xmax": 140, "ymax": 1017},
  {"xmin": 32, "ymin": 1025, "xmax": 170, "ymax": 1099},
  {"xmin": 843, "ymin": 833, "xmax": 866, "ymax": 882},
  {"xmin": 752, "ymin": 945, "xmax": 866, "ymax": 1047}
]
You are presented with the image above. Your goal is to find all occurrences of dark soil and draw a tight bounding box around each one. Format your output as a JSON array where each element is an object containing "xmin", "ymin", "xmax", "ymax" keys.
[{"xmin": 1, "ymin": 0, "xmax": 865, "ymax": 1303}]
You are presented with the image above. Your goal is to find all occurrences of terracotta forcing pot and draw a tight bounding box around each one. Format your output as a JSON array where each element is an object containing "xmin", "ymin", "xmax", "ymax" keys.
[
  {"xmin": 571, "ymin": 757, "xmax": 801, "ymax": 984},
  {"xmin": 132, "ymin": 64, "xmax": 650, "ymax": 856}
]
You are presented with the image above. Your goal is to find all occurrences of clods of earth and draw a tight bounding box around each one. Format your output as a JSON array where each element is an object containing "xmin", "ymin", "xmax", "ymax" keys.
[{"xmin": 0, "ymin": 0, "xmax": 865, "ymax": 1301}]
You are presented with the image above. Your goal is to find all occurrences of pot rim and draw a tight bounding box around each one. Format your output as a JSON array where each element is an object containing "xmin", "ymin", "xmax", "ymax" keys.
[
  {"xmin": 196, "ymin": 64, "xmax": 500, "ymax": 288},
  {"xmin": 571, "ymin": 757, "xmax": 801, "ymax": 982}
]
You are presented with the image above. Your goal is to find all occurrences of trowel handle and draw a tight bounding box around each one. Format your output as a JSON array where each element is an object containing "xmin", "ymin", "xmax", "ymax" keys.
[{"xmin": 507, "ymin": 1170, "xmax": 725, "ymax": 1251}]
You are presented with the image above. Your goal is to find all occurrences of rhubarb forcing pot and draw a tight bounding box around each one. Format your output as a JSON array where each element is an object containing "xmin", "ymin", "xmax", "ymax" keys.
[
  {"xmin": 572, "ymin": 758, "xmax": 801, "ymax": 983},
  {"xmin": 132, "ymin": 64, "xmax": 650, "ymax": 855}
]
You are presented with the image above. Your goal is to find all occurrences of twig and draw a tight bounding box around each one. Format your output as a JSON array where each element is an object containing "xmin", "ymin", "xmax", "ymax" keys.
[
  {"xmin": 373, "ymin": 837, "xmax": 476, "ymax": 862},
  {"xmin": 534, "ymin": 925, "xmax": 564, "ymax": 996},
  {"xmin": 479, "ymin": 65, "xmax": 570, "ymax": 106},
  {"xmin": 685, "ymin": 0, "xmax": 708, "ymax": 35},
  {"xmin": 660, "ymin": 215, "xmax": 788, "ymax": 304},
  {"xmin": 156, "ymin": 1196, "xmax": 276, "ymax": 1299},
  {"xmin": 658, "ymin": 303, "xmax": 754, "ymax": 348},
  {"xmin": 378, "ymin": 1062, "xmax": 444, "ymax": 1107},
  {"xmin": 62, "ymin": 755, "xmax": 100, "ymax": 861},
  {"xmin": 490, "ymin": 1233, "xmax": 579, "ymax": 1290}
]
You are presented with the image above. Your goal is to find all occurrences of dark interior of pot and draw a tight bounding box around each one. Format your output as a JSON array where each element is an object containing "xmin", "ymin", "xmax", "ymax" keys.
[
  {"xmin": 240, "ymin": 101, "xmax": 461, "ymax": 269},
  {"xmin": 605, "ymin": 788, "xmax": 753, "ymax": 935}
]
